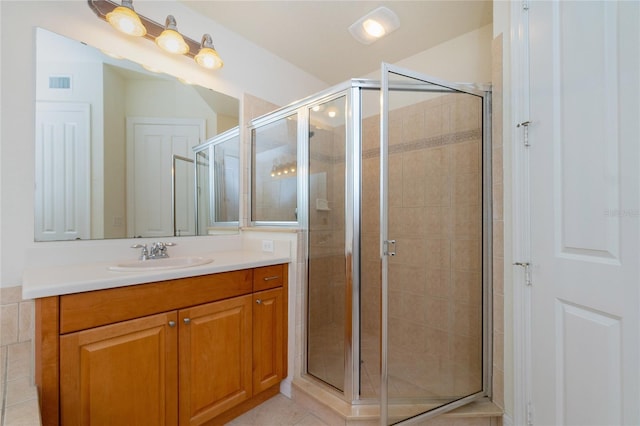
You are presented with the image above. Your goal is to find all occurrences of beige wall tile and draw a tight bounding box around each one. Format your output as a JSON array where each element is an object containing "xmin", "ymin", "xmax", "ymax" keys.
[
  {"xmin": 0, "ymin": 286, "xmax": 22, "ymax": 305},
  {"xmin": 0, "ymin": 345, "xmax": 6, "ymax": 406},
  {"xmin": 3, "ymin": 397, "xmax": 42, "ymax": 426},
  {"xmin": 451, "ymin": 239, "xmax": 481, "ymax": 272},
  {"xmin": 6, "ymin": 341, "xmax": 31, "ymax": 381},
  {"xmin": 425, "ymin": 268, "xmax": 451, "ymax": 299},
  {"xmin": 492, "ymin": 146, "xmax": 503, "ymax": 185},
  {"xmin": 452, "ymin": 269, "xmax": 482, "ymax": 305},
  {"xmin": 5, "ymin": 376, "xmax": 37, "ymax": 407},
  {"xmin": 453, "ymin": 173, "xmax": 481, "ymax": 206},
  {"xmin": 452, "ymin": 140, "xmax": 481, "ymax": 175},
  {"xmin": 18, "ymin": 300, "xmax": 34, "ymax": 343},
  {"xmin": 0, "ymin": 304, "xmax": 19, "ymax": 346}
]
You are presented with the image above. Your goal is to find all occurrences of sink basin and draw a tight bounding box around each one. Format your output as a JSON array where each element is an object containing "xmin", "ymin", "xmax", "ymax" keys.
[{"xmin": 109, "ymin": 256, "xmax": 213, "ymax": 272}]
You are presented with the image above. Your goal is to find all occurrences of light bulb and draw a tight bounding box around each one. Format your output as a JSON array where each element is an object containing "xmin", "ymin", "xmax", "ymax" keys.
[{"xmin": 363, "ymin": 19, "xmax": 386, "ymax": 38}]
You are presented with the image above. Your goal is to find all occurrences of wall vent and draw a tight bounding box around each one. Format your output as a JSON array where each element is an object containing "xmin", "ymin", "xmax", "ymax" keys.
[{"xmin": 48, "ymin": 75, "xmax": 71, "ymax": 90}]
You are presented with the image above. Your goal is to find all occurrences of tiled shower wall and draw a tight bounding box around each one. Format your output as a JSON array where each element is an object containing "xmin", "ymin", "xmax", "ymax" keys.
[{"xmin": 359, "ymin": 92, "xmax": 485, "ymax": 399}]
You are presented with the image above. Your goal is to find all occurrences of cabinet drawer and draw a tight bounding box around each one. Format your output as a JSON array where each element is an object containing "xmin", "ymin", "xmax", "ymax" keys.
[
  {"xmin": 60, "ymin": 270, "xmax": 252, "ymax": 334},
  {"xmin": 253, "ymin": 264, "xmax": 285, "ymax": 292}
]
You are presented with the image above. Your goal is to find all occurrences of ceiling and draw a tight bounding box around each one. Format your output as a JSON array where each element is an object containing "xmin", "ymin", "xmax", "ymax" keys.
[{"xmin": 180, "ymin": 1, "xmax": 493, "ymax": 85}]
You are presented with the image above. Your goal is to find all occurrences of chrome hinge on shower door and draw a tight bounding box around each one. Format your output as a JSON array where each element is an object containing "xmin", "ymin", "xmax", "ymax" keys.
[{"xmin": 383, "ymin": 240, "xmax": 396, "ymax": 257}]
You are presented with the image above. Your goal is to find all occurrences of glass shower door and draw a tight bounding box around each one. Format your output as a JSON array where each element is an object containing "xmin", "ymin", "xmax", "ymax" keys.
[{"xmin": 380, "ymin": 64, "xmax": 490, "ymax": 424}]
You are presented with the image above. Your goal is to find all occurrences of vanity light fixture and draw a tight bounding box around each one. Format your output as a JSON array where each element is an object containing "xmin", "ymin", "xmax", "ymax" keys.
[
  {"xmin": 348, "ymin": 6, "xmax": 400, "ymax": 45},
  {"xmin": 155, "ymin": 15, "xmax": 189, "ymax": 54},
  {"xmin": 88, "ymin": 0, "xmax": 224, "ymax": 70},
  {"xmin": 105, "ymin": 0, "xmax": 146, "ymax": 37},
  {"xmin": 195, "ymin": 34, "xmax": 224, "ymax": 70}
]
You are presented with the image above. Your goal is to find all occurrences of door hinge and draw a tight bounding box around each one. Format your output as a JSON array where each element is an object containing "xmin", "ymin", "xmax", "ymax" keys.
[
  {"xmin": 517, "ymin": 121, "xmax": 531, "ymax": 147},
  {"xmin": 526, "ymin": 401, "xmax": 534, "ymax": 425},
  {"xmin": 514, "ymin": 261, "xmax": 532, "ymax": 286},
  {"xmin": 522, "ymin": 0, "xmax": 530, "ymax": 11}
]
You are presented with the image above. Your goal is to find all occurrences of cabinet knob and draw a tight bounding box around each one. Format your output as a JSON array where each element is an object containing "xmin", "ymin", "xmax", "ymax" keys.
[
  {"xmin": 256, "ymin": 299, "xmax": 262, "ymax": 304},
  {"xmin": 183, "ymin": 318, "xmax": 191, "ymax": 324},
  {"xmin": 168, "ymin": 321, "xmax": 176, "ymax": 327}
]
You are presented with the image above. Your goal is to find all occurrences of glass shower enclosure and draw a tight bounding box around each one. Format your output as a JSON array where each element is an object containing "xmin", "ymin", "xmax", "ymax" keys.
[{"xmin": 250, "ymin": 65, "xmax": 491, "ymax": 424}]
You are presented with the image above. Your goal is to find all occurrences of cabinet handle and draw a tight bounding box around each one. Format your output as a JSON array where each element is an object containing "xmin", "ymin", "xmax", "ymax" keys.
[
  {"xmin": 183, "ymin": 318, "xmax": 191, "ymax": 324},
  {"xmin": 168, "ymin": 321, "xmax": 176, "ymax": 327},
  {"xmin": 256, "ymin": 299, "xmax": 262, "ymax": 304},
  {"xmin": 263, "ymin": 276, "xmax": 280, "ymax": 281}
]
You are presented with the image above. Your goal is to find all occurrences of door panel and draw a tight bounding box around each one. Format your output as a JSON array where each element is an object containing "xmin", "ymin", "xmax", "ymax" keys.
[
  {"xmin": 35, "ymin": 102, "xmax": 90, "ymax": 241},
  {"xmin": 60, "ymin": 312, "xmax": 178, "ymax": 426},
  {"xmin": 127, "ymin": 118, "xmax": 203, "ymax": 237},
  {"xmin": 179, "ymin": 295, "xmax": 252, "ymax": 425},
  {"xmin": 253, "ymin": 288, "xmax": 284, "ymax": 393},
  {"xmin": 528, "ymin": 1, "xmax": 639, "ymax": 424},
  {"xmin": 380, "ymin": 65, "xmax": 489, "ymax": 424}
]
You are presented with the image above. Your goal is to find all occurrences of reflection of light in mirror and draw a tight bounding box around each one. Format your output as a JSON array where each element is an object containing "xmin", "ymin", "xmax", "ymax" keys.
[
  {"xmin": 271, "ymin": 161, "xmax": 297, "ymax": 178},
  {"xmin": 177, "ymin": 77, "xmax": 195, "ymax": 85},
  {"xmin": 100, "ymin": 49, "xmax": 124, "ymax": 59},
  {"xmin": 311, "ymin": 105, "xmax": 321, "ymax": 112},
  {"xmin": 327, "ymin": 109, "xmax": 337, "ymax": 118},
  {"xmin": 141, "ymin": 64, "xmax": 162, "ymax": 73}
]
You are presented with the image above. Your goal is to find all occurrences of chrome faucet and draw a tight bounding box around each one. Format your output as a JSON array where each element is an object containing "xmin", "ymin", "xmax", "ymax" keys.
[
  {"xmin": 149, "ymin": 242, "xmax": 176, "ymax": 259},
  {"xmin": 131, "ymin": 244, "xmax": 149, "ymax": 260},
  {"xmin": 131, "ymin": 242, "xmax": 176, "ymax": 260}
]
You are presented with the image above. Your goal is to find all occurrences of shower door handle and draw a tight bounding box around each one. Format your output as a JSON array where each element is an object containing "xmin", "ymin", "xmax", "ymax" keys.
[{"xmin": 384, "ymin": 240, "xmax": 396, "ymax": 256}]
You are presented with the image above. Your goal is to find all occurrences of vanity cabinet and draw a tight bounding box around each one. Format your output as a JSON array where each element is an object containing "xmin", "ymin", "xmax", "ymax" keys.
[
  {"xmin": 179, "ymin": 295, "xmax": 253, "ymax": 425},
  {"xmin": 59, "ymin": 312, "xmax": 179, "ymax": 425},
  {"xmin": 35, "ymin": 264, "xmax": 288, "ymax": 426}
]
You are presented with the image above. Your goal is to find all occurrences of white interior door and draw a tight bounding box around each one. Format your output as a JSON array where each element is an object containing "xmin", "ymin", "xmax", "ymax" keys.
[
  {"xmin": 127, "ymin": 118, "xmax": 204, "ymax": 238},
  {"xmin": 526, "ymin": 1, "xmax": 639, "ymax": 424},
  {"xmin": 35, "ymin": 102, "xmax": 90, "ymax": 241}
]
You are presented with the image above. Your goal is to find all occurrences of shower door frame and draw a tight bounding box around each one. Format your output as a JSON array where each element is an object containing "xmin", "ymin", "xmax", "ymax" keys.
[
  {"xmin": 379, "ymin": 63, "xmax": 493, "ymax": 424},
  {"xmin": 249, "ymin": 74, "xmax": 493, "ymax": 419}
]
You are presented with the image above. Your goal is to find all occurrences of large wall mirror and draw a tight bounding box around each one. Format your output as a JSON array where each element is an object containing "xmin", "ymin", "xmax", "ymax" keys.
[{"xmin": 34, "ymin": 28, "xmax": 240, "ymax": 241}]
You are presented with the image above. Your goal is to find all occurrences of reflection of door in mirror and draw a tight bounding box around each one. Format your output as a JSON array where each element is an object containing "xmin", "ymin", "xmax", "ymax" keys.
[
  {"xmin": 173, "ymin": 156, "xmax": 195, "ymax": 236},
  {"xmin": 35, "ymin": 102, "xmax": 91, "ymax": 241},
  {"xmin": 127, "ymin": 118, "xmax": 203, "ymax": 238}
]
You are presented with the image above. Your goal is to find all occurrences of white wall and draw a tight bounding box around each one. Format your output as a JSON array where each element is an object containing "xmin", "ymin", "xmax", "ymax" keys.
[
  {"xmin": 0, "ymin": 0, "xmax": 327, "ymax": 287},
  {"xmin": 361, "ymin": 24, "xmax": 493, "ymax": 84}
]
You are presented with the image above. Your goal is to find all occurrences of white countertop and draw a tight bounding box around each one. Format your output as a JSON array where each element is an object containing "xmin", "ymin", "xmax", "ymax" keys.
[{"xmin": 22, "ymin": 250, "xmax": 290, "ymax": 299}]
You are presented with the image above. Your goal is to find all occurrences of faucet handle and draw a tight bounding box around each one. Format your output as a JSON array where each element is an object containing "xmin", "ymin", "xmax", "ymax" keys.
[{"xmin": 131, "ymin": 244, "xmax": 149, "ymax": 260}]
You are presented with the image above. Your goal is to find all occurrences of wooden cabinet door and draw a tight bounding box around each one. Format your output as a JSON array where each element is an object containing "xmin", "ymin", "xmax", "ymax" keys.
[
  {"xmin": 252, "ymin": 287, "xmax": 284, "ymax": 394},
  {"xmin": 179, "ymin": 295, "xmax": 252, "ymax": 425},
  {"xmin": 59, "ymin": 311, "xmax": 178, "ymax": 426}
]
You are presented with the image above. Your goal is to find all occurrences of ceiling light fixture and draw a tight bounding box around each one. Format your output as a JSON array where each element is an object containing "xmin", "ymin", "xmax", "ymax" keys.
[
  {"xmin": 349, "ymin": 6, "xmax": 400, "ymax": 45},
  {"xmin": 195, "ymin": 34, "xmax": 224, "ymax": 70},
  {"xmin": 105, "ymin": 0, "xmax": 146, "ymax": 37},
  {"xmin": 155, "ymin": 15, "xmax": 189, "ymax": 54}
]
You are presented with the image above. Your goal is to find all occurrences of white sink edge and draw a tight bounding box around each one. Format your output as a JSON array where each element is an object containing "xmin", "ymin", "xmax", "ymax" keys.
[{"xmin": 108, "ymin": 256, "xmax": 214, "ymax": 272}]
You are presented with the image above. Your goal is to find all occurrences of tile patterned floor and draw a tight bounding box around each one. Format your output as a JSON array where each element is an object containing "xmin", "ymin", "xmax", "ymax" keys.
[{"xmin": 226, "ymin": 394, "xmax": 329, "ymax": 426}]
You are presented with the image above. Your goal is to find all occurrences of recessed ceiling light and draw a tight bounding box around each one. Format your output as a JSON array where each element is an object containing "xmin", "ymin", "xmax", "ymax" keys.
[{"xmin": 349, "ymin": 6, "xmax": 400, "ymax": 45}]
